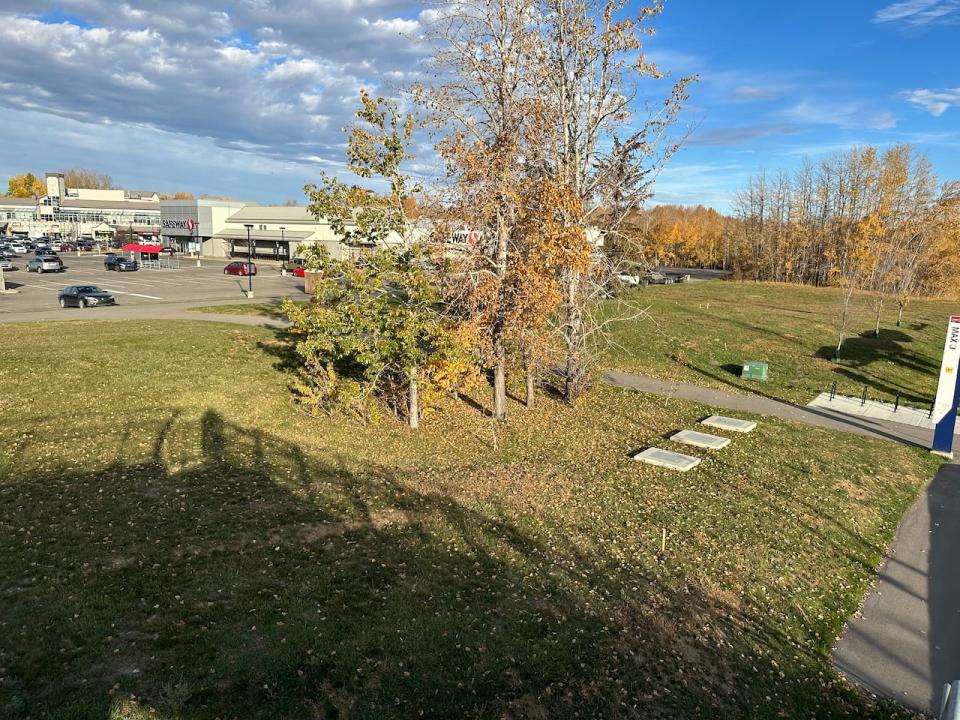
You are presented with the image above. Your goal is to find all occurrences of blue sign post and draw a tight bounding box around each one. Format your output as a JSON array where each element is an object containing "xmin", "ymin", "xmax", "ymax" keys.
[{"xmin": 931, "ymin": 315, "xmax": 960, "ymax": 458}]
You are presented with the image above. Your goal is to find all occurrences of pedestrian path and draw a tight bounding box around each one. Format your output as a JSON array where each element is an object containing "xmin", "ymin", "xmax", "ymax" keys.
[
  {"xmin": 833, "ymin": 463, "xmax": 960, "ymax": 715},
  {"xmin": 604, "ymin": 369, "xmax": 934, "ymax": 448}
]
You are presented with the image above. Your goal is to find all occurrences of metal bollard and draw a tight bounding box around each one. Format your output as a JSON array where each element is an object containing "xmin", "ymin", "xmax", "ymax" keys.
[
  {"xmin": 894, "ymin": 392, "xmax": 901, "ymax": 412},
  {"xmin": 830, "ymin": 381, "xmax": 837, "ymax": 402},
  {"xmin": 939, "ymin": 680, "xmax": 960, "ymax": 720},
  {"xmin": 861, "ymin": 385, "xmax": 868, "ymax": 407}
]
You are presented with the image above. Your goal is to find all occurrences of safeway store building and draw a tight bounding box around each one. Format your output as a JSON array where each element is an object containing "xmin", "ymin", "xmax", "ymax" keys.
[{"xmin": 160, "ymin": 202, "xmax": 367, "ymax": 260}]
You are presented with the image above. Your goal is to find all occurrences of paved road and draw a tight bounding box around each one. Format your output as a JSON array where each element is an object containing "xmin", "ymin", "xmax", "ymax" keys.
[
  {"xmin": 833, "ymin": 463, "xmax": 960, "ymax": 715},
  {"xmin": 604, "ymin": 369, "xmax": 935, "ymax": 448}
]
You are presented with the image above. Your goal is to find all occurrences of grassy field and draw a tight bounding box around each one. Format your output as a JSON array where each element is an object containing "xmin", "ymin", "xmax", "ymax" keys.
[
  {"xmin": 188, "ymin": 300, "xmax": 301, "ymax": 318},
  {"xmin": 198, "ymin": 280, "xmax": 954, "ymax": 409},
  {"xmin": 606, "ymin": 281, "xmax": 956, "ymax": 407},
  {"xmin": 0, "ymin": 319, "xmax": 940, "ymax": 719}
]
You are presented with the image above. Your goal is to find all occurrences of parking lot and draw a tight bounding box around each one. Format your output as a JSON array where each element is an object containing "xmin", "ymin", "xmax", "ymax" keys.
[{"xmin": 0, "ymin": 253, "xmax": 308, "ymax": 318}]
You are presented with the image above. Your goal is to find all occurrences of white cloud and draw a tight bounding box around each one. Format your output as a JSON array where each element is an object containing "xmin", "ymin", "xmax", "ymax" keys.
[
  {"xmin": 370, "ymin": 17, "xmax": 420, "ymax": 34},
  {"xmin": 651, "ymin": 162, "xmax": 751, "ymax": 210},
  {"xmin": 265, "ymin": 58, "xmax": 326, "ymax": 82},
  {"xmin": 874, "ymin": 0, "xmax": 960, "ymax": 26},
  {"xmin": 0, "ymin": 3, "xmax": 429, "ymax": 171},
  {"xmin": 785, "ymin": 99, "xmax": 897, "ymax": 131},
  {"xmin": 901, "ymin": 87, "xmax": 960, "ymax": 116},
  {"xmin": 113, "ymin": 71, "xmax": 155, "ymax": 90}
]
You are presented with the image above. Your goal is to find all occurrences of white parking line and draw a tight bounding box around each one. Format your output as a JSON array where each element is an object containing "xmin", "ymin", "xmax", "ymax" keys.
[{"xmin": 104, "ymin": 290, "xmax": 163, "ymax": 300}]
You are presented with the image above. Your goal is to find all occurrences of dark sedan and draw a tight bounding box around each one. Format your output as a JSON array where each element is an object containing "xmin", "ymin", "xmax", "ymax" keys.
[
  {"xmin": 58, "ymin": 285, "xmax": 116, "ymax": 309},
  {"xmin": 104, "ymin": 255, "xmax": 138, "ymax": 271},
  {"xmin": 224, "ymin": 261, "xmax": 257, "ymax": 276}
]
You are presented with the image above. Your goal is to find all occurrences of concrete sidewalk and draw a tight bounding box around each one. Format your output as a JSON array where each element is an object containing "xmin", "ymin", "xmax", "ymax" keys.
[
  {"xmin": 604, "ymin": 369, "xmax": 935, "ymax": 448},
  {"xmin": 833, "ymin": 463, "xmax": 960, "ymax": 715}
]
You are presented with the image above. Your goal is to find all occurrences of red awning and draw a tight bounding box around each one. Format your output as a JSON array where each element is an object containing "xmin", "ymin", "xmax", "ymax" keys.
[{"xmin": 121, "ymin": 243, "xmax": 164, "ymax": 253}]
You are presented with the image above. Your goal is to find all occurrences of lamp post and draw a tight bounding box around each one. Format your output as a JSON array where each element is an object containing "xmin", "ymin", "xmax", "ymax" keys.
[
  {"xmin": 279, "ymin": 226, "xmax": 285, "ymax": 269},
  {"xmin": 194, "ymin": 217, "xmax": 201, "ymax": 268},
  {"xmin": 244, "ymin": 223, "xmax": 254, "ymax": 298}
]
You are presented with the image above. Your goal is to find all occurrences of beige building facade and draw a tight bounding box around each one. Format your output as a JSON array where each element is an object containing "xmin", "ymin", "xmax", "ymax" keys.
[{"xmin": 216, "ymin": 206, "xmax": 360, "ymax": 260}]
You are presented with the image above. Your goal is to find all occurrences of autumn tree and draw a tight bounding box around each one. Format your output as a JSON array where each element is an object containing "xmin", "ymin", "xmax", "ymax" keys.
[
  {"xmin": 289, "ymin": 92, "xmax": 469, "ymax": 428},
  {"xmin": 417, "ymin": 0, "xmax": 692, "ymax": 412},
  {"xmin": 6, "ymin": 172, "xmax": 43, "ymax": 198},
  {"xmin": 417, "ymin": 0, "xmax": 544, "ymax": 421},
  {"xmin": 537, "ymin": 0, "xmax": 695, "ymax": 402},
  {"xmin": 61, "ymin": 168, "xmax": 114, "ymax": 190},
  {"xmin": 305, "ymin": 91, "xmax": 419, "ymax": 251}
]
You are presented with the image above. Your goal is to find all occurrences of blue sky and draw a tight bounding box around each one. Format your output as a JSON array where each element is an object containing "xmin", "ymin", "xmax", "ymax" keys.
[
  {"xmin": 0, "ymin": 0, "xmax": 956, "ymax": 211},
  {"xmin": 647, "ymin": 0, "xmax": 959, "ymax": 206}
]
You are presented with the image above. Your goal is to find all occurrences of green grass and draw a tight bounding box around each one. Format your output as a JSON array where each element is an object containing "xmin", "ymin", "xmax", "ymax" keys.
[
  {"xmin": 189, "ymin": 300, "xmax": 306, "ymax": 318},
  {"xmin": 0, "ymin": 319, "xmax": 939, "ymax": 718},
  {"xmin": 605, "ymin": 281, "xmax": 955, "ymax": 407}
]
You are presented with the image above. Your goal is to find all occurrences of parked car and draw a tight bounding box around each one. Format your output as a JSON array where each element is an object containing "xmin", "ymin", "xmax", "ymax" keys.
[
  {"xmin": 26, "ymin": 256, "xmax": 63, "ymax": 273},
  {"xmin": 10, "ymin": 243, "xmax": 27, "ymax": 254},
  {"xmin": 617, "ymin": 272, "xmax": 641, "ymax": 286},
  {"xmin": 224, "ymin": 261, "xmax": 257, "ymax": 276},
  {"xmin": 665, "ymin": 272, "xmax": 691, "ymax": 283},
  {"xmin": 0, "ymin": 258, "xmax": 14, "ymax": 271},
  {"xmin": 35, "ymin": 248, "xmax": 58, "ymax": 256},
  {"xmin": 104, "ymin": 255, "xmax": 138, "ymax": 271},
  {"xmin": 58, "ymin": 242, "xmax": 76, "ymax": 252},
  {"xmin": 58, "ymin": 285, "xmax": 116, "ymax": 309},
  {"xmin": 644, "ymin": 270, "xmax": 674, "ymax": 285},
  {"xmin": 77, "ymin": 242, "xmax": 94, "ymax": 252},
  {"xmin": 1, "ymin": 248, "xmax": 17, "ymax": 259}
]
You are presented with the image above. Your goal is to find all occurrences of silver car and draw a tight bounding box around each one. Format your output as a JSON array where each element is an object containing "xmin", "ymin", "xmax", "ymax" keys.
[
  {"xmin": 27, "ymin": 256, "xmax": 63, "ymax": 274},
  {"xmin": 0, "ymin": 258, "xmax": 13, "ymax": 271}
]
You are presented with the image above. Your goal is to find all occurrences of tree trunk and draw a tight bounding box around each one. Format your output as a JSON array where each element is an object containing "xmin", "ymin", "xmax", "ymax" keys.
[
  {"xmin": 874, "ymin": 297, "xmax": 883, "ymax": 338},
  {"xmin": 492, "ymin": 328, "xmax": 507, "ymax": 421},
  {"xmin": 523, "ymin": 349, "xmax": 535, "ymax": 408},
  {"xmin": 897, "ymin": 298, "xmax": 905, "ymax": 326},
  {"xmin": 408, "ymin": 368, "xmax": 419, "ymax": 430},
  {"xmin": 563, "ymin": 268, "xmax": 585, "ymax": 403},
  {"xmin": 492, "ymin": 208, "xmax": 509, "ymax": 422}
]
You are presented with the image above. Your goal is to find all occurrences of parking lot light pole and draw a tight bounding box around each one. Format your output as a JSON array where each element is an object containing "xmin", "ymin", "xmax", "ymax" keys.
[
  {"xmin": 244, "ymin": 223, "xmax": 254, "ymax": 298},
  {"xmin": 279, "ymin": 226, "xmax": 285, "ymax": 272}
]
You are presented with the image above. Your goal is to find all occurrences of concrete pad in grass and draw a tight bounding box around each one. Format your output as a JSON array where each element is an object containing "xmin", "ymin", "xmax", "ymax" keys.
[
  {"xmin": 633, "ymin": 447, "xmax": 701, "ymax": 472},
  {"xmin": 671, "ymin": 429, "xmax": 731, "ymax": 450},
  {"xmin": 701, "ymin": 415, "xmax": 757, "ymax": 433}
]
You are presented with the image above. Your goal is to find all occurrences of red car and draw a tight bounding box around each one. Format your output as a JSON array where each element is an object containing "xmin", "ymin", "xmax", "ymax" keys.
[
  {"xmin": 292, "ymin": 266, "xmax": 305, "ymax": 277},
  {"xmin": 224, "ymin": 261, "xmax": 257, "ymax": 276}
]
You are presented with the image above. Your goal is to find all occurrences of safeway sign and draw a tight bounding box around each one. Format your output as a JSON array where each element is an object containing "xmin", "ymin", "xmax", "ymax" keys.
[{"xmin": 931, "ymin": 315, "xmax": 960, "ymax": 457}]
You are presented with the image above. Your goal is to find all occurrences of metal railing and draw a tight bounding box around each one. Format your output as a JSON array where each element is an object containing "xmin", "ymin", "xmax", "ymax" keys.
[{"xmin": 823, "ymin": 380, "xmax": 934, "ymax": 417}]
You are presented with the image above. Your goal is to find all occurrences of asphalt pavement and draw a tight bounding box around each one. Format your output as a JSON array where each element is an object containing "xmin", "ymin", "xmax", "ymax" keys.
[
  {"xmin": 0, "ymin": 252, "xmax": 307, "ymax": 320},
  {"xmin": 834, "ymin": 463, "xmax": 960, "ymax": 715}
]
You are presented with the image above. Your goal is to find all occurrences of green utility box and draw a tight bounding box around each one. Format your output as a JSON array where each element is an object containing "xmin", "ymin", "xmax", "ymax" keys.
[{"xmin": 741, "ymin": 361, "xmax": 769, "ymax": 382}]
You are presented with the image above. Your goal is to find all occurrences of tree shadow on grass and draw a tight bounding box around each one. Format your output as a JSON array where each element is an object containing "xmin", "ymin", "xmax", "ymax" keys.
[
  {"xmin": 808, "ymin": 329, "xmax": 937, "ymax": 405},
  {"xmin": 0, "ymin": 411, "xmax": 912, "ymax": 719}
]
